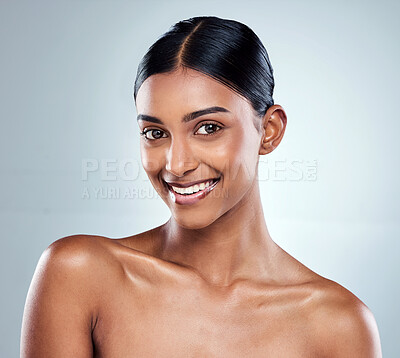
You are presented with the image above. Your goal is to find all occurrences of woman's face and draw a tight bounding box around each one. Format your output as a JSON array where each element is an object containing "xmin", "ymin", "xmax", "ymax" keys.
[{"xmin": 135, "ymin": 67, "xmax": 264, "ymax": 229}]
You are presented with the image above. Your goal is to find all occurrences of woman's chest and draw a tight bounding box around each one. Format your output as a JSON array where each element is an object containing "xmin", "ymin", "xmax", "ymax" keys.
[{"xmin": 91, "ymin": 277, "xmax": 318, "ymax": 357}]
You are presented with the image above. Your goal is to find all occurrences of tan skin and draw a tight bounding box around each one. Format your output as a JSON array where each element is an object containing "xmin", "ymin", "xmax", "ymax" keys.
[{"xmin": 21, "ymin": 67, "xmax": 382, "ymax": 357}]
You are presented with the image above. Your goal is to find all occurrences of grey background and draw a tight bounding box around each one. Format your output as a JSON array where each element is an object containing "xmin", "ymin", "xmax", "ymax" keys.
[{"xmin": 1, "ymin": 0, "xmax": 399, "ymax": 356}]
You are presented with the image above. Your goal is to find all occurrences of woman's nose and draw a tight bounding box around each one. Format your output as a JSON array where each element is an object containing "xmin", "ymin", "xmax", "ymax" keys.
[{"xmin": 165, "ymin": 138, "xmax": 198, "ymax": 177}]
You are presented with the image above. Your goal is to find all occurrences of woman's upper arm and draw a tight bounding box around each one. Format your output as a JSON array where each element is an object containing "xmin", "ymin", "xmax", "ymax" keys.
[
  {"xmin": 330, "ymin": 301, "xmax": 382, "ymax": 358},
  {"xmin": 312, "ymin": 283, "xmax": 383, "ymax": 358},
  {"xmin": 21, "ymin": 236, "xmax": 100, "ymax": 358}
]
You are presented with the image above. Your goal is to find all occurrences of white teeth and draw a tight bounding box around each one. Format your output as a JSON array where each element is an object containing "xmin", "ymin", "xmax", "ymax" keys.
[
  {"xmin": 172, "ymin": 187, "xmax": 186, "ymax": 194},
  {"xmin": 170, "ymin": 179, "xmax": 215, "ymax": 195}
]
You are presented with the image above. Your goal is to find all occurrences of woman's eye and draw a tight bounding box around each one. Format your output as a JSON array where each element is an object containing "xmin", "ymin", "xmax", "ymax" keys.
[
  {"xmin": 196, "ymin": 123, "xmax": 222, "ymax": 135},
  {"xmin": 141, "ymin": 129, "xmax": 167, "ymax": 140},
  {"xmin": 141, "ymin": 123, "xmax": 222, "ymax": 140}
]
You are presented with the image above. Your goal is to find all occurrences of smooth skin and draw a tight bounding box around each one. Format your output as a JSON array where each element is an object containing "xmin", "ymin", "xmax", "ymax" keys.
[{"xmin": 21, "ymin": 67, "xmax": 382, "ymax": 357}]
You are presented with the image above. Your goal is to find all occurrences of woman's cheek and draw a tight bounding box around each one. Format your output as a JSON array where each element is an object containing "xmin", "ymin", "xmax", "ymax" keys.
[
  {"xmin": 217, "ymin": 139, "xmax": 248, "ymax": 181},
  {"xmin": 140, "ymin": 147, "xmax": 163, "ymax": 175}
]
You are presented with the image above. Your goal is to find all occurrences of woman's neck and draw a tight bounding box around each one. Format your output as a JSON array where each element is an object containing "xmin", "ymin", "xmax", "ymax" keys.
[{"xmin": 158, "ymin": 180, "xmax": 278, "ymax": 287}]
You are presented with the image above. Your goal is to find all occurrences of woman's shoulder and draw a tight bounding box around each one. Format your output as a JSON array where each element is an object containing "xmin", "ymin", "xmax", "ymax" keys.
[
  {"xmin": 44, "ymin": 234, "xmax": 119, "ymax": 268},
  {"xmin": 306, "ymin": 276, "xmax": 371, "ymax": 319},
  {"xmin": 21, "ymin": 234, "xmax": 126, "ymax": 356},
  {"xmin": 304, "ymin": 276, "xmax": 382, "ymax": 357},
  {"xmin": 42, "ymin": 231, "xmax": 159, "ymax": 276},
  {"xmin": 36, "ymin": 234, "xmax": 133, "ymax": 293}
]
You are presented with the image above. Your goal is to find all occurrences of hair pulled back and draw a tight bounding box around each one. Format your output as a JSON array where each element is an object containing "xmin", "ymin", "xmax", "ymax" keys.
[{"xmin": 134, "ymin": 16, "xmax": 275, "ymax": 121}]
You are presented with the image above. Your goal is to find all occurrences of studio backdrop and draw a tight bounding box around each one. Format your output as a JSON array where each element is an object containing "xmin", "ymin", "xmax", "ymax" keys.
[{"xmin": 0, "ymin": 0, "xmax": 399, "ymax": 356}]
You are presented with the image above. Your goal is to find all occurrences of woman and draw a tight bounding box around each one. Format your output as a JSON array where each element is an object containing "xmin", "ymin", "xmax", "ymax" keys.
[{"xmin": 21, "ymin": 16, "xmax": 382, "ymax": 357}]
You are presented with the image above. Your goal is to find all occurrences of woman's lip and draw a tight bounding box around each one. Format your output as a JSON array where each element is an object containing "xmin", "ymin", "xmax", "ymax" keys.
[
  {"xmin": 166, "ymin": 177, "xmax": 220, "ymax": 205},
  {"xmin": 164, "ymin": 177, "xmax": 220, "ymax": 188}
]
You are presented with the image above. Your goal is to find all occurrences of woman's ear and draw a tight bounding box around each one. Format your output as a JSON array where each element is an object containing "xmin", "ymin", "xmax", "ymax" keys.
[{"xmin": 259, "ymin": 104, "xmax": 287, "ymax": 155}]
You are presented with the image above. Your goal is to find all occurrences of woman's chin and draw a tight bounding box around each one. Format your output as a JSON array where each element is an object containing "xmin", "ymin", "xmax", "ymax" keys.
[{"xmin": 171, "ymin": 211, "xmax": 218, "ymax": 230}]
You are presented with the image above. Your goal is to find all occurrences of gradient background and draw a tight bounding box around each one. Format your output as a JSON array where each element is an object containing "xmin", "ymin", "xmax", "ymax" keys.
[{"xmin": 1, "ymin": 0, "xmax": 399, "ymax": 356}]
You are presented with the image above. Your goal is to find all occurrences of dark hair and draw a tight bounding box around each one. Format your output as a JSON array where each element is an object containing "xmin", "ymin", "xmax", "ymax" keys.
[{"xmin": 133, "ymin": 16, "xmax": 275, "ymax": 130}]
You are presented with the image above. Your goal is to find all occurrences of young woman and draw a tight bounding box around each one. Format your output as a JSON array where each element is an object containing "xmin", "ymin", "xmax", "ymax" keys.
[{"xmin": 21, "ymin": 16, "xmax": 382, "ymax": 357}]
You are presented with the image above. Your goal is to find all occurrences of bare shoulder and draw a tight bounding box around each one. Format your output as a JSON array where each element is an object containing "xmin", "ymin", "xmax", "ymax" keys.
[
  {"xmin": 307, "ymin": 277, "xmax": 382, "ymax": 357},
  {"xmin": 42, "ymin": 234, "xmax": 120, "ymax": 274},
  {"xmin": 46, "ymin": 233, "xmax": 116, "ymax": 260},
  {"xmin": 44, "ymin": 234, "xmax": 128, "ymax": 283},
  {"xmin": 27, "ymin": 234, "xmax": 126, "ymax": 317},
  {"xmin": 21, "ymin": 234, "xmax": 121, "ymax": 357},
  {"xmin": 29, "ymin": 234, "xmax": 123, "ymax": 306}
]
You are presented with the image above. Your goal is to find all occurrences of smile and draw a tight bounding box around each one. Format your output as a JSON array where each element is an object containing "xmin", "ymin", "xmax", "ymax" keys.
[
  {"xmin": 170, "ymin": 179, "xmax": 215, "ymax": 194},
  {"xmin": 165, "ymin": 178, "xmax": 221, "ymax": 205}
]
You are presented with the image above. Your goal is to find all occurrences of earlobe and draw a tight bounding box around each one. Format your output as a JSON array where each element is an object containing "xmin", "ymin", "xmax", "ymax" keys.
[
  {"xmin": 259, "ymin": 131, "xmax": 273, "ymax": 155},
  {"xmin": 259, "ymin": 105, "xmax": 287, "ymax": 155}
]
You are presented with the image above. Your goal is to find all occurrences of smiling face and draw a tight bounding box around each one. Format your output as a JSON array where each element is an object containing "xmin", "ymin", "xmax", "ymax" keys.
[{"xmin": 135, "ymin": 67, "xmax": 264, "ymax": 229}]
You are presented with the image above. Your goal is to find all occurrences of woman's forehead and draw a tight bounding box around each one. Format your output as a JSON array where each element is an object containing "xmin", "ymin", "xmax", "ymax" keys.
[{"xmin": 136, "ymin": 69, "xmax": 247, "ymax": 113}]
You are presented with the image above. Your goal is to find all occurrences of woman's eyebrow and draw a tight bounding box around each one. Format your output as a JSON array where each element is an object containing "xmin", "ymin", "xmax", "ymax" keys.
[{"xmin": 137, "ymin": 106, "xmax": 230, "ymax": 124}]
